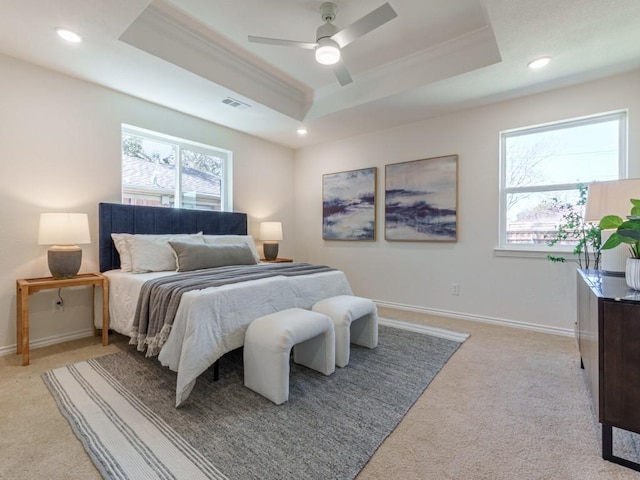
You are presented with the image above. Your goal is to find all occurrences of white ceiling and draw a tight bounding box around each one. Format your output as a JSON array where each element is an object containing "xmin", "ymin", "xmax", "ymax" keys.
[{"xmin": 1, "ymin": 0, "xmax": 639, "ymax": 149}]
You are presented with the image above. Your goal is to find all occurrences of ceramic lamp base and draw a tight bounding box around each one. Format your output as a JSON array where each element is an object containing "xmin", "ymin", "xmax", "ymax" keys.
[
  {"xmin": 263, "ymin": 242, "xmax": 279, "ymax": 261},
  {"xmin": 48, "ymin": 245, "xmax": 82, "ymax": 279}
]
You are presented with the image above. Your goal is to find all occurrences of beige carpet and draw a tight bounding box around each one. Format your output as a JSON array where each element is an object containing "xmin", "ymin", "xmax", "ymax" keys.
[{"xmin": 1, "ymin": 308, "xmax": 639, "ymax": 479}]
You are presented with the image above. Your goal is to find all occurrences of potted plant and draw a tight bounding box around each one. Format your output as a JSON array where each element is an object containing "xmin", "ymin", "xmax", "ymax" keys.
[
  {"xmin": 547, "ymin": 185, "xmax": 601, "ymax": 269},
  {"xmin": 599, "ymin": 199, "xmax": 640, "ymax": 289}
]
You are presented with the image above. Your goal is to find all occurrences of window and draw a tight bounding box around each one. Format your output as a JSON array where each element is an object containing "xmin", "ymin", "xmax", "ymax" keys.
[
  {"xmin": 121, "ymin": 125, "xmax": 232, "ymax": 211},
  {"xmin": 499, "ymin": 111, "xmax": 627, "ymax": 250}
]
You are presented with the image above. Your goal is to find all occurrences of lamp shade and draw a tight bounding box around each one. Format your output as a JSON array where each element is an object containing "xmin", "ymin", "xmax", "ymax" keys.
[
  {"xmin": 585, "ymin": 178, "xmax": 640, "ymax": 222},
  {"xmin": 585, "ymin": 179, "xmax": 640, "ymax": 273},
  {"xmin": 38, "ymin": 213, "xmax": 90, "ymax": 245},
  {"xmin": 259, "ymin": 222, "xmax": 283, "ymax": 241}
]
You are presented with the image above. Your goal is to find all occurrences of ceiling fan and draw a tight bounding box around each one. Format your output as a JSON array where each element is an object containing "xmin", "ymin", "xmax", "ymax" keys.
[{"xmin": 248, "ymin": 2, "xmax": 398, "ymax": 86}]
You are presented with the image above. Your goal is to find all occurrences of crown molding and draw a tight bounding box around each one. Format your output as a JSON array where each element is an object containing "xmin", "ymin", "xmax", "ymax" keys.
[
  {"xmin": 307, "ymin": 26, "xmax": 502, "ymax": 120},
  {"xmin": 119, "ymin": 0, "xmax": 313, "ymax": 121}
]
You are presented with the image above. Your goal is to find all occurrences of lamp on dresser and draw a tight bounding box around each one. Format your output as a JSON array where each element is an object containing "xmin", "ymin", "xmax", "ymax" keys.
[
  {"xmin": 260, "ymin": 221, "xmax": 283, "ymax": 261},
  {"xmin": 585, "ymin": 178, "xmax": 640, "ymax": 273},
  {"xmin": 38, "ymin": 212, "xmax": 91, "ymax": 279}
]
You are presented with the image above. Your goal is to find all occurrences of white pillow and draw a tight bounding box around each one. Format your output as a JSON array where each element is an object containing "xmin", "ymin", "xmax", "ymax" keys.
[
  {"xmin": 203, "ymin": 235, "xmax": 260, "ymax": 263},
  {"xmin": 128, "ymin": 233, "xmax": 205, "ymax": 273},
  {"xmin": 111, "ymin": 233, "xmax": 133, "ymax": 272}
]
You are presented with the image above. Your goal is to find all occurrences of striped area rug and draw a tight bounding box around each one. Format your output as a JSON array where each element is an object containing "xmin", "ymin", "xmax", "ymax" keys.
[
  {"xmin": 43, "ymin": 324, "xmax": 466, "ymax": 480},
  {"xmin": 43, "ymin": 359, "xmax": 226, "ymax": 479}
]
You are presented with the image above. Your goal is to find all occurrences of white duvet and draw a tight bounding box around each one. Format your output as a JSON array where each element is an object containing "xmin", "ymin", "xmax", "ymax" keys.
[{"xmin": 104, "ymin": 268, "xmax": 353, "ymax": 406}]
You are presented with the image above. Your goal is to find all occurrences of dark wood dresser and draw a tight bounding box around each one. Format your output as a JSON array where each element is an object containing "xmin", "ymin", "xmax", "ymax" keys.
[{"xmin": 577, "ymin": 269, "xmax": 640, "ymax": 471}]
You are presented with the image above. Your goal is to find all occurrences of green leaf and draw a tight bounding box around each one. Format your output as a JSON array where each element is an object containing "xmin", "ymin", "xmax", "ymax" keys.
[
  {"xmin": 599, "ymin": 215, "xmax": 624, "ymax": 229},
  {"xmin": 601, "ymin": 233, "xmax": 624, "ymax": 250},
  {"xmin": 619, "ymin": 220, "xmax": 640, "ymax": 235},
  {"xmin": 618, "ymin": 232, "xmax": 640, "ymax": 243},
  {"xmin": 631, "ymin": 199, "xmax": 640, "ymax": 208}
]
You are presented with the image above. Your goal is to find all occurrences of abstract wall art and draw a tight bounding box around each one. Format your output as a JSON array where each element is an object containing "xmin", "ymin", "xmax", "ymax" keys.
[
  {"xmin": 385, "ymin": 155, "xmax": 458, "ymax": 241},
  {"xmin": 322, "ymin": 167, "xmax": 377, "ymax": 240}
]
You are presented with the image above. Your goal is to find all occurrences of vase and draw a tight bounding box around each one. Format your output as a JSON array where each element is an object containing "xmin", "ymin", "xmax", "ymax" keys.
[{"xmin": 625, "ymin": 258, "xmax": 640, "ymax": 290}]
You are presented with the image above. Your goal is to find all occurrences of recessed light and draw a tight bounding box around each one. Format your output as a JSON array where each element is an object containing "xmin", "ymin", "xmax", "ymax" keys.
[
  {"xmin": 56, "ymin": 28, "xmax": 82, "ymax": 43},
  {"xmin": 528, "ymin": 57, "xmax": 551, "ymax": 70},
  {"xmin": 297, "ymin": 126, "xmax": 308, "ymax": 136}
]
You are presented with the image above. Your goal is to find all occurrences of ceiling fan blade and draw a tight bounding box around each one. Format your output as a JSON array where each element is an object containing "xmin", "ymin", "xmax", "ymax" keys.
[
  {"xmin": 332, "ymin": 61, "xmax": 353, "ymax": 86},
  {"xmin": 331, "ymin": 3, "xmax": 398, "ymax": 48},
  {"xmin": 248, "ymin": 36, "xmax": 318, "ymax": 50}
]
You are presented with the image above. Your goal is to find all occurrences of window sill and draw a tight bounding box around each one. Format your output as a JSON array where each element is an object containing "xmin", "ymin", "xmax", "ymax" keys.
[{"xmin": 493, "ymin": 247, "xmax": 580, "ymax": 261}]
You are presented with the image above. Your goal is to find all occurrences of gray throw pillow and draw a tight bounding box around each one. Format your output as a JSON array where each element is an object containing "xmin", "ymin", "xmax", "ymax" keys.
[{"xmin": 169, "ymin": 242, "xmax": 258, "ymax": 272}]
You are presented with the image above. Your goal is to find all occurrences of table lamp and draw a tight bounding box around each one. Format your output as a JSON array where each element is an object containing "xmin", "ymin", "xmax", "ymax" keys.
[
  {"xmin": 585, "ymin": 178, "xmax": 640, "ymax": 272},
  {"xmin": 38, "ymin": 213, "xmax": 91, "ymax": 279},
  {"xmin": 260, "ymin": 221, "xmax": 283, "ymax": 261}
]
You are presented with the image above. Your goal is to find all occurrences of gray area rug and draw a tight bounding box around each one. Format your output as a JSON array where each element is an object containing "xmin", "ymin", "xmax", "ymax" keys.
[{"xmin": 43, "ymin": 325, "xmax": 463, "ymax": 480}]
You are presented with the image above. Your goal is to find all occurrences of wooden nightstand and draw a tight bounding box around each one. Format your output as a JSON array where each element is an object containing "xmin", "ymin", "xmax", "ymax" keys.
[
  {"xmin": 260, "ymin": 258, "xmax": 293, "ymax": 263},
  {"xmin": 16, "ymin": 273, "xmax": 109, "ymax": 366}
]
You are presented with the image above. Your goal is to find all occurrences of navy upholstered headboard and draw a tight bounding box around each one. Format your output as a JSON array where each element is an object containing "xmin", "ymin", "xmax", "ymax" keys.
[{"xmin": 98, "ymin": 203, "xmax": 248, "ymax": 272}]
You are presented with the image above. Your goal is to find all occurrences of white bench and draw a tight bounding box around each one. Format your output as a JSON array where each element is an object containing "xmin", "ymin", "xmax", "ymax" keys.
[
  {"xmin": 243, "ymin": 308, "xmax": 335, "ymax": 405},
  {"xmin": 312, "ymin": 295, "xmax": 378, "ymax": 367}
]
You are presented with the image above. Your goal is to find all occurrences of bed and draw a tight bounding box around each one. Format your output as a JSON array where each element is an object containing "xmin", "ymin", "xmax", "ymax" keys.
[{"xmin": 98, "ymin": 203, "xmax": 354, "ymax": 406}]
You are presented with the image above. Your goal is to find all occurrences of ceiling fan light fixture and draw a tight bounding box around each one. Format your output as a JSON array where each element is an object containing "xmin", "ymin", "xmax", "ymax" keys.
[
  {"xmin": 315, "ymin": 38, "xmax": 340, "ymax": 65},
  {"xmin": 248, "ymin": 1, "xmax": 396, "ymax": 85}
]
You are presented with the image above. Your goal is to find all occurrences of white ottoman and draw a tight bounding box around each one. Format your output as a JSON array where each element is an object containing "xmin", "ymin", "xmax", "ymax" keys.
[
  {"xmin": 244, "ymin": 308, "xmax": 335, "ymax": 405},
  {"xmin": 312, "ymin": 295, "xmax": 378, "ymax": 368}
]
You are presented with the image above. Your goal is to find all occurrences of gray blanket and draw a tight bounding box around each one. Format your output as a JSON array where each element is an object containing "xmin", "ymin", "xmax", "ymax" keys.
[{"xmin": 131, "ymin": 262, "xmax": 335, "ymax": 355}]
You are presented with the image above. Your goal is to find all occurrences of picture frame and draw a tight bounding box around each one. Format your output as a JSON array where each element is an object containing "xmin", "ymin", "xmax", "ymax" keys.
[
  {"xmin": 385, "ymin": 155, "xmax": 458, "ymax": 241},
  {"xmin": 322, "ymin": 167, "xmax": 377, "ymax": 240}
]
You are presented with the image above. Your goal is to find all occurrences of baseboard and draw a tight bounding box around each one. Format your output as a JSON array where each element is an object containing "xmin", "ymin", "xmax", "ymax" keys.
[
  {"xmin": 379, "ymin": 317, "xmax": 469, "ymax": 343},
  {"xmin": 1, "ymin": 301, "xmax": 571, "ymax": 358},
  {"xmin": 0, "ymin": 328, "xmax": 95, "ymax": 358},
  {"xmin": 374, "ymin": 300, "xmax": 574, "ymax": 337}
]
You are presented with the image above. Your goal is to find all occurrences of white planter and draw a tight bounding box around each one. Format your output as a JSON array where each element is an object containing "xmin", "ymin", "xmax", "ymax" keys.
[{"xmin": 625, "ymin": 258, "xmax": 640, "ymax": 290}]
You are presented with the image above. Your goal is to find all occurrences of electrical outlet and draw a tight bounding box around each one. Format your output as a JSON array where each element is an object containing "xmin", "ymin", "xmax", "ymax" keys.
[
  {"xmin": 452, "ymin": 283, "xmax": 460, "ymax": 296},
  {"xmin": 53, "ymin": 299, "xmax": 64, "ymax": 312}
]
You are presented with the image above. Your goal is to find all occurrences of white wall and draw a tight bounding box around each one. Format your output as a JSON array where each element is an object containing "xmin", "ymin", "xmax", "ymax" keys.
[
  {"xmin": 2, "ymin": 52, "xmax": 638, "ymax": 354},
  {"xmin": 294, "ymin": 70, "xmax": 640, "ymax": 335},
  {"xmin": 0, "ymin": 53, "xmax": 295, "ymax": 353}
]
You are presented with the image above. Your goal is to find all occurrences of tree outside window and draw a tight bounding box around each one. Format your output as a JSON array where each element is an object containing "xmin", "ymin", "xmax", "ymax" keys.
[
  {"xmin": 121, "ymin": 127, "xmax": 232, "ymax": 211},
  {"xmin": 499, "ymin": 111, "xmax": 626, "ymax": 250}
]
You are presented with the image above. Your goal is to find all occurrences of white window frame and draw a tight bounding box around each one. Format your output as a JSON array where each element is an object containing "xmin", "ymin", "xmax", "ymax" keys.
[
  {"xmin": 121, "ymin": 124, "xmax": 233, "ymax": 211},
  {"xmin": 497, "ymin": 110, "xmax": 628, "ymax": 256}
]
